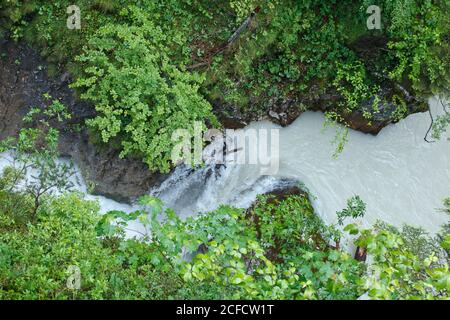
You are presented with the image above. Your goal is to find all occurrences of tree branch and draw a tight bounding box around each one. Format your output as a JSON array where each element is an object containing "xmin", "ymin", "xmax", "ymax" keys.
[
  {"xmin": 186, "ymin": 7, "xmax": 260, "ymax": 71},
  {"xmin": 424, "ymin": 106, "xmax": 435, "ymax": 143}
]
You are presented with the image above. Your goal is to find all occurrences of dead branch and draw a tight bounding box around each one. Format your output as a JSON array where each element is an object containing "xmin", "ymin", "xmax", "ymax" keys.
[
  {"xmin": 372, "ymin": 71, "xmax": 416, "ymax": 102},
  {"xmin": 186, "ymin": 7, "xmax": 260, "ymax": 71},
  {"xmin": 424, "ymin": 106, "xmax": 435, "ymax": 143}
]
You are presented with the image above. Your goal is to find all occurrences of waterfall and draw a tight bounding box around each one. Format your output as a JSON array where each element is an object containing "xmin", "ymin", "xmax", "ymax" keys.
[
  {"xmin": 0, "ymin": 97, "xmax": 448, "ymax": 237},
  {"xmin": 148, "ymin": 96, "xmax": 449, "ymax": 233}
]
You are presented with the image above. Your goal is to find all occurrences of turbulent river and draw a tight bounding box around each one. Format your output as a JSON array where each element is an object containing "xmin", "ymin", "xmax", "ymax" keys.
[
  {"xmin": 1, "ymin": 97, "xmax": 449, "ymax": 236},
  {"xmin": 148, "ymin": 97, "xmax": 449, "ymax": 234}
]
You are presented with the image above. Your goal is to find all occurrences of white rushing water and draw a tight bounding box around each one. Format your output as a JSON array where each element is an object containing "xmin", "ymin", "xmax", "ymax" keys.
[
  {"xmin": 0, "ymin": 97, "xmax": 448, "ymax": 236},
  {"xmin": 150, "ymin": 97, "xmax": 450, "ymax": 233}
]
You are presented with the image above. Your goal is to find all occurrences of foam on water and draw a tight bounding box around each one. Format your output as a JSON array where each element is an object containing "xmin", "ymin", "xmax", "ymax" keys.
[
  {"xmin": 150, "ymin": 97, "xmax": 449, "ymax": 233},
  {"xmin": 1, "ymin": 97, "xmax": 448, "ymax": 236}
]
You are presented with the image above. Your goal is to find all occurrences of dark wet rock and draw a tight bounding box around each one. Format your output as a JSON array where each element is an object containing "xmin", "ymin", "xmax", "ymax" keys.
[
  {"xmin": 341, "ymin": 110, "xmax": 390, "ymax": 135},
  {"xmin": 216, "ymin": 113, "xmax": 248, "ymax": 130},
  {"xmin": 213, "ymin": 34, "xmax": 428, "ymax": 134},
  {"xmin": 266, "ymin": 96, "xmax": 303, "ymax": 127},
  {"xmin": 212, "ymin": 99, "xmax": 249, "ymax": 129},
  {"xmin": 0, "ymin": 39, "xmax": 94, "ymax": 138},
  {"xmin": 0, "ymin": 39, "xmax": 164, "ymax": 202},
  {"xmin": 265, "ymin": 87, "xmax": 344, "ymax": 127},
  {"xmin": 348, "ymin": 35, "xmax": 389, "ymax": 71},
  {"xmin": 262, "ymin": 178, "xmax": 308, "ymax": 202},
  {"xmin": 0, "ymin": 39, "xmax": 46, "ymax": 139},
  {"xmin": 340, "ymin": 86, "xmax": 427, "ymax": 135},
  {"xmin": 59, "ymin": 132, "xmax": 167, "ymax": 203},
  {"xmin": 214, "ymin": 83, "xmax": 426, "ymax": 135},
  {"xmin": 338, "ymin": 93, "xmax": 398, "ymax": 135}
]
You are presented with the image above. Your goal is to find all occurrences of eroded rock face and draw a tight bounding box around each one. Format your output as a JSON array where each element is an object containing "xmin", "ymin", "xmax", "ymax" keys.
[
  {"xmin": 0, "ymin": 39, "xmax": 164, "ymax": 202},
  {"xmin": 58, "ymin": 133, "xmax": 167, "ymax": 203},
  {"xmin": 0, "ymin": 37, "xmax": 427, "ymax": 201},
  {"xmin": 212, "ymin": 84, "xmax": 405, "ymax": 133},
  {"xmin": 0, "ymin": 39, "xmax": 43, "ymax": 140},
  {"xmin": 262, "ymin": 86, "xmax": 427, "ymax": 135},
  {"xmin": 213, "ymin": 34, "xmax": 428, "ymax": 134},
  {"xmin": 339, "ymin": 89, "xmax": 427, "ymax": 135}
]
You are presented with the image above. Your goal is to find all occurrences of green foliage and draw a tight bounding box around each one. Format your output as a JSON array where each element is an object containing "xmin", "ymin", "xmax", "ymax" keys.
[
  {"xmin": 0, "ymin": 100, "xmax": 74, "ymax": 221},
  {"xmin": 337, "ymin": 195, "xmax": 366, "ymax": 226},
  {"xmin": 249, "ymin": 195, "xmax": 339, "ymax": 255},
  {"xmin": 1, "ymin": 185, "xmax": 449, "ymax": 300},
  {"xmin": 375, "ymin": 222, "xmax": 449, "ymax": 263},
  {"xmin": 0, "ymin": 166, "xmax": 34, "ymax": 229},
  {"xmin": 432, "ymin": 113, "xmax": 450, "ymax": 141},
  {"xmin": 20, "ymin": 191, "xmax": 448, "ymax": 301},
  {"xmin": 71, "ymin": 6, "xmax": 216, "ymax": 172},
  {"xmin": 323, "ymin": 111, "xmax": 350, "ymax": 158},
  {"xmin": 428, "ymin": 97, "xmax": 450, "ymax": 142},
  {"xmin": 230, "ymin": 0, "xmax": 263, "ymax": 20},
  {"xmin": 378, "ymin": 0, "xmax": 450, "ymax": 96},
  {"xmin": 0, "ymin": 194, "xmax": 181, "ymax": 299},
  {"xmin": 97, "ymin": 194, "xmax": 364, "ymax": 299},
  {"xmin": 353, "ymin": 222, "xmax": 449, "ymax": 299},
  {"xmin": 333, "ymin": 62, "xmax": 379, "ymax": 113},
  {"xmin": 444, "ymin": 198, "xmax": 450, "ymax": 214}
]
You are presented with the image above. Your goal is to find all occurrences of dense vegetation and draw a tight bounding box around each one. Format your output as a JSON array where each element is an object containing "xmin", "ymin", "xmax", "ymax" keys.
[
  {"xmin": 1, "ymin": 178, "xmax": 449, "ymax": 299},
  {"xmin": 0, "ymin": 0, "xmax": 449, "ymax": 300},
  {"xmin": 1, "ymin": 0, "xmax": 449, "ymax": 170},
  {"xmin": 0, "ymin": 111, "xmax": 449, "ymax": 299}
]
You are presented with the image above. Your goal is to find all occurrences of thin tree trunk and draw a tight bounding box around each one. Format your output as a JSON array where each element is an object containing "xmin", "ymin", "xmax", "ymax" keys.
[
  {"xmin": 354, "ymin": 246, "xmax": 367, "ymax": 262},
  {"xmin": 186, "ymin": 7, "xmax": 260, "ymax": 70}
]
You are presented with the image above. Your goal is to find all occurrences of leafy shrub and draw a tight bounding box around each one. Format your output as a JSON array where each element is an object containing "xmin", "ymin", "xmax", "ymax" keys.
[
  {"xmin": 98, "ymin": 194, "xmax": 364, "ymax": 299},
  {"xmin": 354, "ymin": 222, "xmax": 450, "ymax": 299},
  {"xmin": 336, "ymin": 195, "xmax": 366, "ymax": 226},
  {"xmin": 0, "ymin": 194, "xmax": 182, "ymax": 299},
  {"xmin": 72, "ymin": 6, "xmax": 216, "ymax": 172},
  {"xmin": 0, "ymin": 99, "xmax": 75, "ymax": 221}
]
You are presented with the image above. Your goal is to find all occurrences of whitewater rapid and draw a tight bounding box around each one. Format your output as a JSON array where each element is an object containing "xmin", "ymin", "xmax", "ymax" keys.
[
  {"xmin": 0, "ymin": 97, "xmax": 448, "ymax": 236},
  {"xmin": 149, "ymin": 97, "xmax": 449, "ymax": 233}
]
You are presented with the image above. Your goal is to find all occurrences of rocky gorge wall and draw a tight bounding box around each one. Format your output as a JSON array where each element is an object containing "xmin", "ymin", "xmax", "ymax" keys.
[
  {"xmin": 0, "ymin": 39, "xmax": 165, "ymax": 202},
  {"xmin": 0, "ymin": 38, "xmax": 432, "ymax": 203}
]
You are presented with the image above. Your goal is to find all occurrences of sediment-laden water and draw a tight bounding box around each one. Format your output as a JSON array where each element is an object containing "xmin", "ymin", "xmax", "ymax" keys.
[{"xmin": 1, "ymin": 97, "xmax": 448, "ymax": 237}]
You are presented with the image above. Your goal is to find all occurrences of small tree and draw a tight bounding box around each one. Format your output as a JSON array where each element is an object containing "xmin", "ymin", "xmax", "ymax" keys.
[
  {"xmin": 336, "ymin": 195, "xmax": 366, "ymax": 226},
  {"xmin": 0, "ymin": 98, "xmax": 75, "ymax": 220}
]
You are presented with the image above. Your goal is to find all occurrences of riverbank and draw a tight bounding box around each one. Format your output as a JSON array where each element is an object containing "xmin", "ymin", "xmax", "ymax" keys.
[
  {"xmin": 0, "ymin": 39, "xmax": 166, "ymax": 202},
  {"xmin": 148, "ymin": 98, "xmax": 449, "ymax": 234},
  {"xmin": 0, "ymin": 38, "xmax": 433, "ymax": 203}
]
